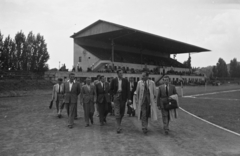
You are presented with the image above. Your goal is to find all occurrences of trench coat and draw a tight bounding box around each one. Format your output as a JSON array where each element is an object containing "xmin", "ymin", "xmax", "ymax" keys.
[{"xmin": 135, "ymin": 79, "xmax": 158, "ymax": 121}]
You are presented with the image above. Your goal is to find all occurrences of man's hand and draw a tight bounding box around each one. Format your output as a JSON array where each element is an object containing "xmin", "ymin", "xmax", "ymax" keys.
[{"xmin": 128, "ymin": 99, "xmax": 132, "ymax": 103}]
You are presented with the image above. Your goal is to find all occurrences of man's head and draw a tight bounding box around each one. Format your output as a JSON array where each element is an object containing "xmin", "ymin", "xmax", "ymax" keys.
[
  {"xmin": 129, "ymin": 77, "xmax": 134, "ymax": 83},
  {"xmin": 163, "ymin": 76, "xmax": 170, "ymax": 85},
  {"xmin": 141, "ymin": 72, "xmax": 149, "ymax": 81},
  {"xmin": 86, "ymin": 77, "xmax": 91, "ymax": 85},
  {"xmin": 100, "ymin": 75, "xmax": 105, "ymax": 83},
  {"xmin": 96, "ymin": 75, "xmax": 101, "ymax": 81},
  {"xmin": 58, "ymin": 78, "xmax": 63, "ymax": 85},
  {"xmin": 117, "ymin": 69, "xmax": 123, "ymax": 79},
  {"xmin": 69, "ymin": 73, "xmax": 75, "ymax": 82}
]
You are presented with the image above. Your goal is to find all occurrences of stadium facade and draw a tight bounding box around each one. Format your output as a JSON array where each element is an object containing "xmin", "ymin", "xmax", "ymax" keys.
[{"xmin": 45, "ymin": 20, "xmax": 210, "ymax": 84}]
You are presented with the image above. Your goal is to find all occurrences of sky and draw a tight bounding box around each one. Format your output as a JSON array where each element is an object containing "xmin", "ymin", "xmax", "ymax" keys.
[{"xmin": 1, "ymin": 0, "xmax": 240, "ymax": 69}]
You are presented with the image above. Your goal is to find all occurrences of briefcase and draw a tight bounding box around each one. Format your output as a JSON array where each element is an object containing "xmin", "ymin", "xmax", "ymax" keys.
[
  {"xmin": 49, "ymin": 100, "xmax": 53, "ymax": 109},
  {"xmin": 163, "ymin": 98, "xmax": 178, "ymax": 110}
]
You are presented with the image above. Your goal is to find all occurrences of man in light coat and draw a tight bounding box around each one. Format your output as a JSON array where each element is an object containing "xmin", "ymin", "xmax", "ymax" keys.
[
  {"xmin": 157, "ymin": 76, "xmax": 178, "ymax": 135},
  {"xmin": 52, "ymin": 78, "xmax": 64, "ymax": 118},
  {"xmin": 80, "ymin": 77, "xmax": 97, "ymax": 127},
  {"xmin": 135, "ymin": 72, "xmax": 157, "ymax": 134}
]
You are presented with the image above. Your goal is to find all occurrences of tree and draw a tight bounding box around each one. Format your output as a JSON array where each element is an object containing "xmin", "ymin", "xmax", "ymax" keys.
[
  {"xmin": 216, "ymin": 58, "xmax": 228, "ymax": 77},
  {"xmin": 212, "ymin": 65, "xmax": 217, "ymax": 78},
  {"xmin": 0, "ymin": 32, "xmax": 4, "ymax": 69},
  {"xmin": 229, "ymin": 58, "xmax": 238, "ymax": 77},
  {"xmin": 15, "ymin": 31, "xmax": 26, "ymax": 70},
  {"xmin": 183, "ymin": 53, "xmax": 191, "ymax": 69}
]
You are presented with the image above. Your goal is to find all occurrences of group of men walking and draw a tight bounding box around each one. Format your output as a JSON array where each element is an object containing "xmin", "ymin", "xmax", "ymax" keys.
[{"xmin": 51, "ymin": 70, "xmax": 178, "ymax": 135}]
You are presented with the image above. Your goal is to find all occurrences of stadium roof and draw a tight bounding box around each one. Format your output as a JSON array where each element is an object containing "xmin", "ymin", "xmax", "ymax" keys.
[{"xmin": 71, "ymin": 20, "xmax": 210, "ymax": 54}]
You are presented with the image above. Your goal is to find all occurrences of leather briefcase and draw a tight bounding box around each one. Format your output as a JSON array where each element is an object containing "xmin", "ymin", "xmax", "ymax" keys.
[
  {"xmin": 49, "ymin": 100, "xmax": 53, "ymax": 109},
  {"xmin": 163, "ymin": 98, "xmax": 178, "ymax": 110}
]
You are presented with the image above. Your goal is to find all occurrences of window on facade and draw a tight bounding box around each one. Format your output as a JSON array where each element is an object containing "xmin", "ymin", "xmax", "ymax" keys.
[{"xmin": 79, "ymin": 57, "xmax": 81, "ymax": 62}]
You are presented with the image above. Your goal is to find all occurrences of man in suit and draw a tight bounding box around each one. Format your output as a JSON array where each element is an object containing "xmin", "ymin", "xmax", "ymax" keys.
[
  {"xmin": 135, "ymin": 72, "xmax": 157, "ymax": 134},
  {"xmin": 96, "ymin": 75, "xmax": 110, "ymax": 126},
  {"xmin": 52, "ymin": 78, "xmax": 64, "ymax": 118},
  {"xmin": 80, "ymin": 77, "xmax": 96, "ymax": 127},
  {"xmin": 110, "ymin": 69, "xmax": 131, "ymax": 133},
  {"xmin": 127, "ymin": 77, "xmax": 137, "ymax": 117},
  {"xmin": 63, "ymin": 73, "xmax": 81, "ymax": 129},
  {"xmin": 157, "ymin": 76, "xmax": 177, "ymax": 135},
  {"xmin": 94, "ymin": 75, "xmax": 101, "ymax": 117}
]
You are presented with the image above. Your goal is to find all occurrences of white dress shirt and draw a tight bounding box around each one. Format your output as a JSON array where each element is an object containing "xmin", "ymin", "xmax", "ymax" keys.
[
  {"xmin": 69, "ymin": 82, "xmax": 73, "ymax": 91},
  {"xmin": 118, "ymin": 78, "xmax": 122, "ymax": 91}
]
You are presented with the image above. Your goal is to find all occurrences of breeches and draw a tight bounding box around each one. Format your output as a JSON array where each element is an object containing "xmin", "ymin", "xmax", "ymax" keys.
[
  {"xmin": 161, "ymin": 109, "xmax": 170, "ymax": 131},
  {"xmin": 55, "ymin": 100, "xmax": 64, "ymax": 112},
  {"xmin": 98, "ymin": 98, "xmax": 108, "ymax": 123},
  {"xmin": 83, "ymin": 102, "xmax": 95, "ymax": 124},
  {"xmin": 113, "ymin": 93, "xmax": 126, "ymax": 119},
  {"xmin": 65, "ymin": 103, "xmax": 76, "ymax": 126},
  {"xmin": 141, "ymin": 98, "xmax": 150, "ymax": 129}
]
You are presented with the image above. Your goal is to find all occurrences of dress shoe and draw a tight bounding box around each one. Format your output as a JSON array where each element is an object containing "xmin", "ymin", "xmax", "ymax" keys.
[
  {"xmin": 68, "ymin": 125, "xmax": 73, "ymax": 129},
  {"xmin": 142, "ymin": 128, "xmax": 148, "ymax": 134},
  {"xmin": 164, "ymin": 131, "xmax": 169, "ymax": 135},
  {"xmin": 58, "ymin": 114, "xmax": 62, "ymax": 118},
  {"xmin": 100, "ymin": 122, "xmax": 104, "ymax": 126},
  {"xmin": 91, "ymin": 120, "xmax": 94, "ymax": 124},
  {"xmin": 103, "ymin": 118, "xmax": 107, "ymax": 123},
  {"xmin": 85, "ymin": 124, "xmax": 89, "ymax": 127},
  {"xmin": 74, "ymin": 117, "xmax": 78, "ymax": 120},
  {"xmin": 117, "ymin": 129, "xmax": 121, "ymax": 134}
]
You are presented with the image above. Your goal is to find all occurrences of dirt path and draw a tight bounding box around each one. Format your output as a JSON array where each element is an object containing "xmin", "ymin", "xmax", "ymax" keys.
[{"xmin": 0, "ymin": 94, "xmax": 240, "ymax": 156}]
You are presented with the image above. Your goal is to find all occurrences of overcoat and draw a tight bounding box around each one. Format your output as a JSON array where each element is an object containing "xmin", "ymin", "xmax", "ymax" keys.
[{"xmin": 135, "ymin": 79, "xmax": 157, "ymax": 121}]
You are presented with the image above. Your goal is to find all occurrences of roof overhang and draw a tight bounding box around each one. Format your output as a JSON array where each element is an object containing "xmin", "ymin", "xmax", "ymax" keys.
[{"xmin": 71, "ymin": 20, "xmax": 210, "ymax": 54}]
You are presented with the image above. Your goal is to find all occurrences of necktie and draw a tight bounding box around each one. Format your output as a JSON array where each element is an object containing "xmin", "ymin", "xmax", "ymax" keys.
[
  {"xmin": 166, "ymin": 85, "xmax": 168, "ymax": 96},
  {"xmin": 103, "ymin": 83, "xmax": 105, "ymax": 91}
]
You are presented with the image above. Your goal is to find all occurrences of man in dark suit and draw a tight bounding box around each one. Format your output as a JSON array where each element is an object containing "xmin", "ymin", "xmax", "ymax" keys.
[
  {"xmin": 80, "ymin": 77, "xmax": 96, "ymax": 127},
  {"xmin": 110, "ymin": 69, "xmax": 131, "ymax": 133},
  {"xmin": 96, "ymin": 75, "xmax": 110, "ymax": 126},
  {"xmin": 63, "ymin": 73, "xmax": 81, "ymax": 129},
  {"xmin": 157, "ymin": 76, "xmax": 177, "ymax": 135},
  {"xmin": 127, "ymin": 77, "xmax": 137, "ymax": 117}
]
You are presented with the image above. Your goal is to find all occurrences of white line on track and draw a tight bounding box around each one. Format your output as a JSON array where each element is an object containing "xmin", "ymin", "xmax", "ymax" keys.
[
  {"xmin": 183, "ymin": 89, "xmax": 240, "ymax": 98},
  {"xmin": 180, "ymin": 89, "xmax": 240, "ymax": 137},
  {"xmin": 184, "ymin": 97, "xmax": 240, "ymax": 101},
  {"xmin": 180, "ymin": 107, "xmax": 240, "ymax": 137}
]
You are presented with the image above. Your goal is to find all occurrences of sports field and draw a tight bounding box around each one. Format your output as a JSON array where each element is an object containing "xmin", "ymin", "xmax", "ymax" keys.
[
  {"xmin": 0, "ymin": 84, "xmax": 240, "ymax": 156},
  {"xmin": 178, "ymin": 84, "xmax": 240, "ymax": 134}
]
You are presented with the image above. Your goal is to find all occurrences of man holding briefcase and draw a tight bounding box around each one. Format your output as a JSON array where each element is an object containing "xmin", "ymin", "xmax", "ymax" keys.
[{"xmin": 157, "ymin": 76, "xmax": 178, "ymax": 135}]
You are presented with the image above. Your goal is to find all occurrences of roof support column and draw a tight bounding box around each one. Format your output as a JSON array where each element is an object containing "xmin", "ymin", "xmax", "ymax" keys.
[{"xmin": 111, "ymin": 40, "xmax": 114, "ymax": 68}]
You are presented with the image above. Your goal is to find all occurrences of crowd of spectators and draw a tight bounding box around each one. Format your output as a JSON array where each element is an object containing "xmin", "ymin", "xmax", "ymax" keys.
[{"xmin": 166, "ymin": 69, "xmax": 204, "ymax": 77}]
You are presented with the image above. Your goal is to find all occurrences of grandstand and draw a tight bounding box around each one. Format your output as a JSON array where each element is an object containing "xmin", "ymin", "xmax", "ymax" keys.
[{"xmin": 45, "ymin": 20, "xmax": 210, "ymax": 85}]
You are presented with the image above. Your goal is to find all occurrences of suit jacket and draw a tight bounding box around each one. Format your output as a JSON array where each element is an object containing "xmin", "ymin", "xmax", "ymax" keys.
[
  {"xmin": 96, "ymin": 82, "xmax": 110, "ymax": 103},
  {"xmin": 110, "ymin": 77, "xmax": 130, "ymax": 102},
  {"xmin": 63, "ymin": 81, "xmax": 80, "ymax": 104},
  {"xmin": 80, "ymin": 84, "xmax": 96, "ymax": 104},
  {"xmin": 157, "ymin": 84, "xmax": 177, "ymax": 109},
  {"xmin": 52, "ymin": 83, "xmax": 64, "ymax": 102},
  {"xmin": 135, "ymin": 80, "xmax": 157, "ymax": 121}
]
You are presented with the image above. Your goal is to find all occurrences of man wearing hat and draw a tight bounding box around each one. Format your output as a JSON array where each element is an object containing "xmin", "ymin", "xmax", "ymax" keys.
[
  {"xmin": 80, "ymin": 77, "xmax": 97, "ymax": 127},
  {"xmin": 51, "ymin": 78, "xmax": 64, "ymax": 118}
]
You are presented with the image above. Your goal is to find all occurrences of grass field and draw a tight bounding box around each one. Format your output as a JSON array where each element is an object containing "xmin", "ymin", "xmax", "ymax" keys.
[{"xmin": 178, "ymin": 84, "xmax": 240, "ymax": 134}]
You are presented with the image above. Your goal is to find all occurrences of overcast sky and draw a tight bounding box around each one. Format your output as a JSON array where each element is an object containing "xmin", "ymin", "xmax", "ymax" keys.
[{"xmin": 1, "ymin": 0, "xmax": 240, "ymax": 69}]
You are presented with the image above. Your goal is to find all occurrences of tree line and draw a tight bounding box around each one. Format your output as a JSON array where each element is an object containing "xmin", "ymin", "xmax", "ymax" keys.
[
  {"xmin": 0, "ymin": 31, "xmax": 49, "ymax": 72},
  {"xmin": 211, "ymin": 58, "xmax": 240, "ymax": 78}
]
